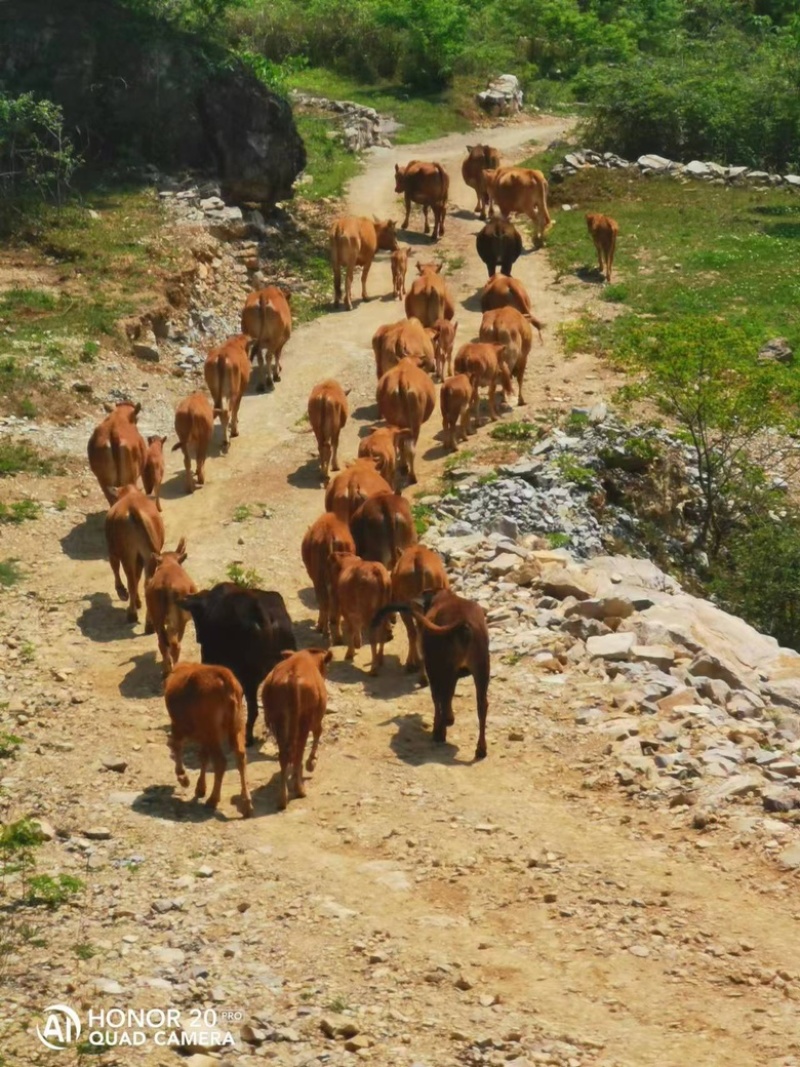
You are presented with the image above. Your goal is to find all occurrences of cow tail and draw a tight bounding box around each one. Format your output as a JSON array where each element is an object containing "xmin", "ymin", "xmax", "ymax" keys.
[
  {"xmin": 129, "ymin": 505, "xmax": 162, "ymax": 563},
  {"xmin": 434, "ymin": 163, "xmax": 448, "ymax": 208},
  {"xmin": 110, "ymin": 434, "xmax": 123, "ymax": 488},
  {"xmin": 209, "ymin": 353, "xmax": 225, "ymax": 416}
]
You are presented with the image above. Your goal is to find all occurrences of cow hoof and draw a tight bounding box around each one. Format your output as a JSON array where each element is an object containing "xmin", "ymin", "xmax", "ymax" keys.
[
  {"xmin": 475, "ymin": 745, "xmax": 487, "ymax": 761},
  {"xmin": 256, "ymin": 383, "xmax": 266, "ymax": 394},
  {"xmin": 274, "ymin": 372, "xmax": 281, "ymax": 383},
  {"xmin": 177, "ymin": 774, "xmax": 190, "ymax": 788},
  {"xmin": 126, "ymin": 610, "xmax": 138, "ymax": 624},
  {"xmin": 221, "ymin": 442, "xmax": 230, "ymax": 455},
  {"xmin": 445, "ymin": 713, "xmax": 455, "ymax": 727},
  {"xmin": 144, "ymin": 619, "xmax": 154, "ymax": 635},
  {"xmin": 194, "ymin": 783, "xmax": 206, "ymax": 799},
  {"xmin": 241, "ymin": 802, "xmax": 254, "ymax": 819},
  {"xmin": 204, "ymin": 797, "xmax": 219, "ymax": 810},
  {"xmin": 245, "ymin": 734, "xmax": 256, "ymax": 748},
  {"xmin": 305, "ymin": 757, "xmax": 317, "ymax": 773}
]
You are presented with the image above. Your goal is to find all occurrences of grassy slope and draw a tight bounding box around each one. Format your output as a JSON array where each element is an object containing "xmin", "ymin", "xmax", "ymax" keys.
[
  {"xmin": 288, "ymin": 68, "xmax": 474, "ymax": 144},
  {"xmin": 532, "ymin": 166, "xmax": 800, "ymax": 404}
]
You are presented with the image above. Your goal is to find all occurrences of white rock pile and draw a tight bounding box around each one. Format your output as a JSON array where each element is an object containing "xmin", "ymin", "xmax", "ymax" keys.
[
  {"xmin": 551, "ymin": 147, "xmax": 800, "ymax": 189},
  {"xmin": 289, "ymin": 92, "xmax": 396, "ymax": 152},
  {"xmin": 425, "ymin": 527, "xmax": 800, "ymax": 858},
  {"xmin": 476, "ymin": 74, "xmax": 524, "ymax": 116}
]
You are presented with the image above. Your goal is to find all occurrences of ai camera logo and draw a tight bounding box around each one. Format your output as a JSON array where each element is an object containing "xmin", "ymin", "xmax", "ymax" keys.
[{"xmin": 36, "ymin": 1004, "xmax": 82, "ymax": 1050}]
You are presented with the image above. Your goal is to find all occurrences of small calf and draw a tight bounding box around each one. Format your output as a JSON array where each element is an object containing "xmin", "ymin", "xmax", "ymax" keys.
[
  {"xmin": 143, "ymin": 435, "xmax": 167, "ymax": 511},
  {"xmin": 454, "ymin": 342, "xmax": 513, "ymax": 424},
  {"xmin": 164, "ymin": 662, "xmax": 253, "ymax": 817},
  {"xmin": 261, "ymin": 648, "xmax": 333, "ymax": 810},
  {"xmin": 440, "ymin": 373, "xmax": 473, "ymax": 450},
  {"xmin": 301, "ymin": 512, "xmax": 355, "ymax": 638},
  {"xmin": 429, "ymin": 318, "xmax": 458, "ymax": 380},
  {"xmin": 391, "ymin": 246, "xmax": 411, "ymax": 299},
  {"xmin": 308, "ymin": 379, "xmax": 349, "ymax": 483},
  {"xmin": 586, "ymin": 212, "xmax": 618, "ymax": 282},
  {"xmin": 329, "ymin": 551, "xmax": 392, "ymax": 673},
  {"xmin": 358, "ymin": 426, "xmax": 414, "ymax": 490},
  {"xmin": 391, "ymin": 545, "xmax": 449, "ymax": 670},
  {"xmin": 173, "ymin": 392, "xmax": 214, "ymax": 493},
  {"xmin": 145, "ymin": 538, "xmax": 197, "ymax": 676}
]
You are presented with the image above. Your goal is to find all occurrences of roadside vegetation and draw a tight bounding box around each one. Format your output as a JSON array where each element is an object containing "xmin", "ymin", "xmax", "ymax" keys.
[{"xmin": 546, "ymin": 165, "xmax": 800, "ymax": 647}]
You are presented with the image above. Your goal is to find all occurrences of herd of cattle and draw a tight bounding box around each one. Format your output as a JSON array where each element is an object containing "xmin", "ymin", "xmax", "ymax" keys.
[{"xmin": 82, "ymin": 144, "xmax": 618, "ymax": 818}]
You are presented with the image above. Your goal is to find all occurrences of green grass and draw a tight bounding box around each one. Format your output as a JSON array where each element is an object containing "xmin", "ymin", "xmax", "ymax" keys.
[
  {"xmin": 0, "ymin": 559, "xmax": 23, "ymax": 586},
  {"xmin": 0, "ymin": 733, "xmax": 22, "ymax": 759},
  {"xmin": 224, "ymin": 562, "xmax": 264, "ymax": 588},
  {"xmin": 26, "ymin": 874, "xmax": 84, "ymax": 909},
  {"xmin": 411, "ymin": 503, "xmax": 434, "ymax": 536},
  {"xmin": 490, "ymin": 421, "xmax": 540, "ymax": 442},
  {"xmin": 74, "ymin": 942, "xmax": 97, "ymax": 960},
  {"xmin": 0, "ymin": 500, "xmax": 42, "ymax": 524},
  {"xmin": 288, "ymin": 68, "xmax": 473, "ymax": 145},
  {"xmin": 294, "ymin": 113, "xmax": 363, "ymax": 199},
  {"xmin": 0, "ymin": 440, "xmax": 52, "ymax": 477},
  {"xmin": 541, "ymin": 168, "xmax": 800, "ymax": 405}
]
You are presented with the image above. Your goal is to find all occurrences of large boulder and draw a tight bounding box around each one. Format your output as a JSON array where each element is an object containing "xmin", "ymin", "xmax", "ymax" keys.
[
  {"xmin": 477, "ymin": 75, "xmax": 523, "ymax": 116},
  {"xmin": 0, "ymin": 0, "xmax": 306, "ymax": 208}
]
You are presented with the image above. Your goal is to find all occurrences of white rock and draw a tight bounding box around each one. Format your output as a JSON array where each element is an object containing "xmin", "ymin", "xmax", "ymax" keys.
[{"xmin": 586, "ymin": 632, "xmax": 636, "ymax": 661}]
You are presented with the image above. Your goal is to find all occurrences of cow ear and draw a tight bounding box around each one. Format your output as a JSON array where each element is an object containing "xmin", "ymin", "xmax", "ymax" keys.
[
  {"xmin": 467, "ymin": 145, "xmax": 474, "ymax": 152},
  {"xmin": 146, "ymin": 554, "xmax": 162, "ymax": 578},
  {"xmin": 435, "ymin": 263, "xmax": 442, "ymax": 273},
  {"xmin": 176, "ymin": 535, "xmax": 188, "ymax": 559},
  {"xmin": 452, "ymin": 321, "xmax": 459, "ymax": 336},
  {"xmin": 133, "ymin": 402, "xmax": 142, "ymax": 416},
  {"xmin": 103, "ymin": 401, "xmax": 114, "ymax": 414},
  {"xmin": 394, "ymin": 164, "xmax": 400, "ymax": 175},
  {"xmin": 280, "ymin": 649, "xmax": 295, "ymax": 660},
  {"xmin": 416, "ymin": 262, "xmax": 424, "ymax": 275},
  {"xmin": 161, "ymin": 435, "xmax": 168, "ymax": 445}
]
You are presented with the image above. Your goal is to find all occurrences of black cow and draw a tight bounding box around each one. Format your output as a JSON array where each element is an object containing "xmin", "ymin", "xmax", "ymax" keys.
[
  {"xmin": 180, "ymin": 583, "xmax": 296, "ymax": 746},
  {"xmin": 476, "ymin": 218, "xmax": 523, "ymax": 278}
]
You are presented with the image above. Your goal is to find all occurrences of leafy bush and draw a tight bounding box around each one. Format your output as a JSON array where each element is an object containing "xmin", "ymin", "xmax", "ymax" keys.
[
  {"xmin": 0, "ymin": 93, "xmax": 81, "ymax": 205},
  {"xmin": 712, "ymin": 511, "xmax": 800, "ymax": 651}
]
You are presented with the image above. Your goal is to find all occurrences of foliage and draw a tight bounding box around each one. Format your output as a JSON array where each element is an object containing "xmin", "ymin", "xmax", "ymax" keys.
[
  {"xmin": 0, "ymin": 441, "xmax": 52, "ymax": 477},
  {"xmin": 0, "ymin": 734, "xmax": 22, "ymax": 760},
  {"xmin": 547, "ymin": 532, "xmax": 571, "ymax": 549},
  {"xmin": 0, "ymin": 500, "xmax": 42, "ymax": 525},
  {"xmin": 712, "ymin": 509, "xmax": 800, "ymax": 651},
  {"xmin": 0, "ymin": 93, "xmax": 81, "ymax": 206},
  {"xmin": 490, "ymin": 421, "xmax": 540, "ymax": 441},
  {"xmin": 411, "ymin": 504, "xmax": 434, "ymax": 536},
  {"xmin": 26, "ymin": 874, "xmax": 84, "ymax": 910},
  {"xmin": 554, "ymin": 455, "xmax": 596, "ymax": 489},
  {"xmin": 225, "ymin": 562, "xmax": 263, "ymax": 588},
  {"xmin": 0, "ymin": 560, "xmax": 23, "ymax": 587}
]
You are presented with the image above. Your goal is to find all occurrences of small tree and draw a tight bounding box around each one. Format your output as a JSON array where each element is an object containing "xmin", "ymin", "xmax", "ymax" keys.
[{"xmin": 0, "ymin": 93, "xmax": 81, "ymax": 205}]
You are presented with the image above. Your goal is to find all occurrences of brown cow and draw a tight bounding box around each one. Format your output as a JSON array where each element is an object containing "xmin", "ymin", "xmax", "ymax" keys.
[
  {"xmin": 476, "ymin": 217, "xmax": 523, "ymax": 277},
  {"xmin": 485, "ymin": 166, "xmax": 553, "ymax": 246},
  {"xmin": 462, "ymin": 144, "xmax": 501, "ymax": 219},
  {"xmin": 173, "ymin": 392, "xmax": 214, "ymax": 493},
  {"xmin": 440, "ymin": 373, "xmax": 473, "ymax": 450},
  {"xmin": 394, "ymin": 161, "xmax": 449, "ymax": 240},
  {"xmin": 241, "ymin": 286, "xmax": 292, "ymax": 391},
  {"xmin": 204, "ymin": 334, "xmax": 251, "ymax": 454},
  {"xmin": 429, "ymin": 317, "xmax": 458, "ymax": 380},
  {"xmin": 145, "ymin": 538, "xmax": 197, "ymax": 676},
  {"xmin": 261, "ymin": 648, "xmax": 332, "ymax": 810},
  {"xmin": 308, "ymin": 379, "xmax": 349, "ymax": 483},
  {"xmin": 391, "ymin": 246, "xmax": 412, "ymax": 300},
  {"xmin": 105, "ymin": 485, "xmax": 165, "ymax": 624},
  {"xmin": 87, "ymin": 401, "xmax": 147, "ymax": 505},
  {"xmin": 328, "ymin": 552, "xmax": 392, "ymax": 671},
  {"xmin": 391, "ymin": 545, "xmax": 449, "ymax": 670},
  {"xmin": 143, "ymin": 435, "xmax": 166, "ymax": 512},
  {"xmin": 358, "ymin": 426, "xmax": 415, "ymax": 489},
  {"xmin": 301, "ymin": 512, "xmax": 355, "ymax": 638},
  {"xmin": 404, "ymin": 261, "xmax": 455, "ymax": 327},
  {"xmin": 324, "ymin": 458, "xmax": 393, "ymax": 523},
  {"xmin": 165, "ymin": 662, "xmax": 253, "ymax": 817},
  {"xmin": 350, "ymin": 491, "xmax": 417, "ymax": 568},
  {"xmin": 586, "ymin": 212, "xmax": 619, "ymax": 282},
  {"xmin": 481, "ymin": 273, "xmax": 528, "ymax": 315},
  {"xmin": 479, "ymin": 306, "xmax": 535, "ymax": 407},
  {"xmin": 376, "ymin": 358, "xmax": 436, "ymax": 484},
  {"xmin": 372, "ymin": 317, "xmax": 435, "ymax": 379},
  {"xmin": 374, "ymin": 589, "xmax": 490, "ymax": 758},
  {"xmin": 330, "ymin": 216, "xmax": 398, "ymax": 310},
  {"xmin": 454, "ymin": 342, "xmax": 513, "ymax": 424}
]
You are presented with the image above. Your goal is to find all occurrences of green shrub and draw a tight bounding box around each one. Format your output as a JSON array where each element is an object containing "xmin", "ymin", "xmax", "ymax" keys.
[
  {"xmin": 712, "ymin": 512, "xmax": 800, "ymax": 651},
  {"xmin": 0, "ymin": 93, "xmax": 82, "ymax": 205},
  {"xmin": 0, "ymin": 441, "xmax": 51, "ymax": 477},
  {"xmin": 0, "ymin": 500, "xmax": 42, "ymax": 524},
  {"xmin": 490, "ymin": 421, "xmax": 540, "ymax": 441},
  {"xmin": 0, "ymin": 559, "xmax": 23, "ymax": 586},
  {"xmin": 225, "ymin": 562, "xmax": 263, "ymax": 588},
  {"xmin": 25, "ymin": 874, "xmax": 84, "ymax": 910}
]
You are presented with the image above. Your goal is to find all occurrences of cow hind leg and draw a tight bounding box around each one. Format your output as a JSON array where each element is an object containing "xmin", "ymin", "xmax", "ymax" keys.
[
  {"xmin": 294, "ymin": 728, "xmax": 309, "ymax": 798},
  {"xmin": 170, "ymin": 732, "xmax": 190, "ymax": 788},
  {"xmin": 194, "ymin": 747, "xmax": 209, "ymax": 798},
  {"xmin": 110, "ymin": 556, "xmax": 128, "ymax": 602},
  {"xmin": 306, "ymin": 718, "xmax": 322, "ymax": 772},
  {"xmin": 402, "ymin": 195, "xmax": 411, "ymax": 230},
  {"xmin": 361, "ymin": 258, "xmax": 373, "ymax": 303},
  {"xmin": 181, "ymin": 447, "xmax": 195, "ymax": 493},
  {"xmin": 474, "ymin": 664, "xmax": 489, "ymax": 760},
  {"xmin": 122, "ymin": 559, "xmax": 139, "ymax": 622},
  {"xmin": 277, "ymin": 752, "xmax": 289, "ymax": 810},
  {"xmin": 233, "ymin": 737, "xmax": 253, "ymax": 817},
  {"xmin": 245, "ymin": 693, "xmax": 258, "ymax": 747},
  {"xmin": 422, "ymin": 205, "xmax": 430, "ymax": 235},
  {"xmin": 206, "ymin": 747, "xmax": 226, "ymax": 810}
]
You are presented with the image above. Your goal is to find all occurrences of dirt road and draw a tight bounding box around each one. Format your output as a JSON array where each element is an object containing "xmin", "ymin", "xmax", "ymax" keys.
[{"xmin": 3, "ymin": 116, "xmax": 800, "ymax": 1067}]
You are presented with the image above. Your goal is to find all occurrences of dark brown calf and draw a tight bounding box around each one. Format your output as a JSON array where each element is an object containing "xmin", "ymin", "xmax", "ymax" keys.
[
  {"xmin": 143, "ymin": 435, "xmax": 167, "ymax": 512},
  {"xmin": 374, "ymin": 590, "xmax": 489, "ymax": 759}
]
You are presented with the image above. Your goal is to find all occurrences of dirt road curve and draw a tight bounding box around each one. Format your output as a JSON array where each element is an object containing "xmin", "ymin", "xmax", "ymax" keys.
[{"xmin": 4, "ymin": 116, "xmax": 800, "ymax": 1067}]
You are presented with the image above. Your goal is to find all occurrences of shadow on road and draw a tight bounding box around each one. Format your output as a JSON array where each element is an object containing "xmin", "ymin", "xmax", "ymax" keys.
[
  {"xmin": 77, "ymin": 591, "xmax": 136, "ymax": 642},
  {"xmin": 60, "ymin": 511, "xmax": 106, "ymax": 561}
]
